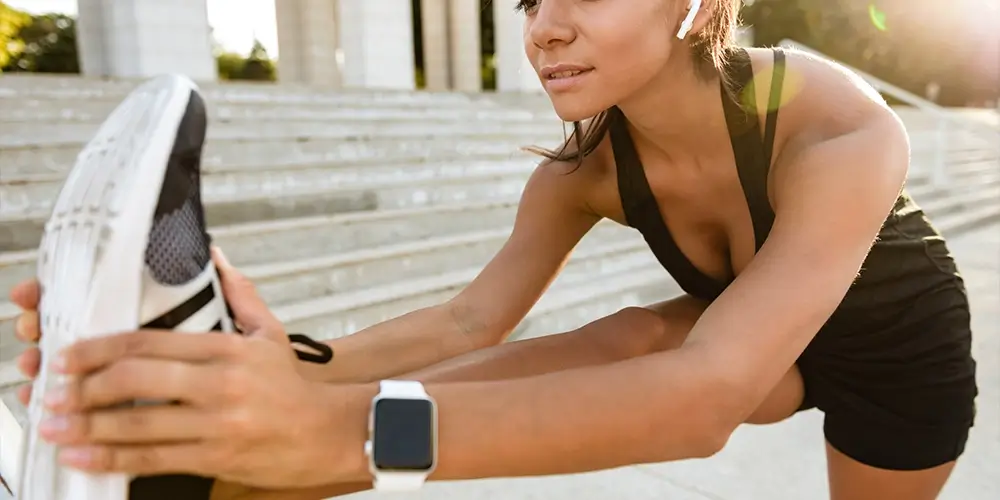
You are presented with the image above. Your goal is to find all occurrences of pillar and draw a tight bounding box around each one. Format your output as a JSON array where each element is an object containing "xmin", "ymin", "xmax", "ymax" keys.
[
  {"xmin": 338, "ymin": 0, "xmax": 416, "ymax": 90},
  {"xmin": 275, "ymin": 0, "xmax": 342, "ymax": 86},
  {"xmin": 75, "ymin": 0, "xmax": 216, "ymax": 81},
  {"xmin": 447, "ymin": 0, "xmax": 482, "ymax": 92},
  {"xmin": 420, "ymin": 0, "xmax": 450, "ymax": 91},
  {"xmin": 493, "ymin": 0, "xmax": 542, "ymax": 93}
]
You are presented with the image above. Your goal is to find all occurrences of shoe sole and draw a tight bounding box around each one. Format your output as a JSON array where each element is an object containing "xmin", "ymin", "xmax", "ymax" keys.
[{"xmin": 13, "ymin": 75, "xmax": 229, "ymax": 500}]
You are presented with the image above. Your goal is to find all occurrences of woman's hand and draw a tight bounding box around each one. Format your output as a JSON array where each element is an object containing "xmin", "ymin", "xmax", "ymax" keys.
[
  {"xmin": 38, "ymin": 323, "xmax": 343, "ymax": 489},
  {"xmin": 13, "ymin": 248, "xmax": 351, "ymax": 489},
  {"xmin": 8, "ymin": 248, "xmax": 300, "ymax": 403},
  {"xmin": 11, "ymin": 278, "xmax": 42, "ymax": 406}
]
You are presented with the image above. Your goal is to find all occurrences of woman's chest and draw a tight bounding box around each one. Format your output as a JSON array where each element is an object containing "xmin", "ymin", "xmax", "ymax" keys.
[{"xmin": 589, "ymin": 160, "xmax": 762, "ymax": 286}]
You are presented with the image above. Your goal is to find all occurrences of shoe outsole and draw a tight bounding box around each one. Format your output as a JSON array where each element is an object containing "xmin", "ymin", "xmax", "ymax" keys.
[{"xmin": 13, "ymin": 75, "xmax": 219, "ymax": 500}]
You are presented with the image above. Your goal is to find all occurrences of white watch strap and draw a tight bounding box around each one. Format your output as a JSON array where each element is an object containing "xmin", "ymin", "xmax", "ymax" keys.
[
  {"xmin": 379, "ymin": 379, "xmax": 429, "ymax": 398},
  {"xmin": 373, "ymin": 472, "xmax": 429, "ymax": 492}
]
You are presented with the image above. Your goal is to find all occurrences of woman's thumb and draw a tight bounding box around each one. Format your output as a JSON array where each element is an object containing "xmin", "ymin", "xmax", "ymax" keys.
[{"xmin": 211, "ymin": 246, "xmax": 268, "ymax": 331}]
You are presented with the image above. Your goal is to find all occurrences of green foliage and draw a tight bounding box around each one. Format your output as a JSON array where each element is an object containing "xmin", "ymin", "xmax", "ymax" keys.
[
  {"xmin": 0, "ymin": 1, "xmax": 32, "ymax": 70},
  {"xmin": 217, "ymin": 39, "xmax": 276, "ymax": 82},
  {"xmin": 2, "ymin": 11, "xmax": 78, "ymax": 73}
]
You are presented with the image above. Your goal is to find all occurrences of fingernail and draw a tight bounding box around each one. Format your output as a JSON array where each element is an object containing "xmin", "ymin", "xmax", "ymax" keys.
[
  {"xmin": 14, "ymin": 312, "xmax": 38, "ymax": 342},
  {"xmin": 59, "ymin": 447, "xmax": 94, "ymax": 467},
  {"xmin": 52, "ymin": 352, "xmax": 67, "ymax": 372},
  {"xmin": 44, "ymin": 387, "xmax": 67, "ymax": 408},
  {"xmin": 212, "ymin": 245, "xmax": 230, "ymax": 267},
  {"xmin": 39, "ymin": 416, "xmax": 70, "ymax": 436}
]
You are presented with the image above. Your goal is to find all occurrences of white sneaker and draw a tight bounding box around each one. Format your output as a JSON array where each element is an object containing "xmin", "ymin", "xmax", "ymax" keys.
[{"xmin": 12, "ymin": 74, "xmax": 235, "ymax": 500}]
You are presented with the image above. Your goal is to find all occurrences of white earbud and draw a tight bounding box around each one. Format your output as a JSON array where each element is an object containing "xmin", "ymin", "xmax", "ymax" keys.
[{"xmin": 676, "ymin": 0, "xmax": 702, "ymax": 39}]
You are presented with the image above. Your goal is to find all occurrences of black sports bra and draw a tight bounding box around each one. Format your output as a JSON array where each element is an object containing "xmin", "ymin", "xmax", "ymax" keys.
[{"xmin": 609, "ymin": 47, "xmax": 786, "ymax": 300}]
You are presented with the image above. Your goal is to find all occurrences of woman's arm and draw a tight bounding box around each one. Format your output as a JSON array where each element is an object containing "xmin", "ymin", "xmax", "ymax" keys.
[
  {"xmin": 309, "ymin": 111, "xmax": 910, "ymax": 484},
  {"xmin": 299, "ymin": 159, "xmax": 602, "ymax": 384}
]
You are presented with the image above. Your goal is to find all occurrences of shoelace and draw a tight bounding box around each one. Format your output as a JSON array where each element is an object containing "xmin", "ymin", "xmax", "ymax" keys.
[{"xmin": 288, "ymin": 333, "xmax": 334, "ymax": 364}]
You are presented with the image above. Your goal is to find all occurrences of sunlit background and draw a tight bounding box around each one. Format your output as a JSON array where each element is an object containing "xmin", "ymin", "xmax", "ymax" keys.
[
  {"xmin": 5, "ymin": 0, "xmax": 279, "ymax": 55},
  {"xmin": 2, "ymin": 0, "xmax": 998, "ymax": 105}
]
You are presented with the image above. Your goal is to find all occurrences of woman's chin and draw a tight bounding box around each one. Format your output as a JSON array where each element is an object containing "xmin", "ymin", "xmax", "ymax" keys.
[{"xmin": 547, "ymin": 95, "xmax": 610, "ymax": 123}]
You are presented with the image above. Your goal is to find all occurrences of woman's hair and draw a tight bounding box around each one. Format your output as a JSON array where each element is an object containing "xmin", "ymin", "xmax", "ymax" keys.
[{"xmin": 524, "ymin": 0, "xmax": 744, "ymax": 167}]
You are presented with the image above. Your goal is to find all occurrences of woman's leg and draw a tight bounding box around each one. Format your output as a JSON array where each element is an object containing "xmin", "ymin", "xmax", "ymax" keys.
[
  {"xmin": 826, "ymin": 443, "xmax": 957, "ymax": 500},
  {"xmin": 408, "ymin": 294, "xmax": 805, "ymax": 424}
]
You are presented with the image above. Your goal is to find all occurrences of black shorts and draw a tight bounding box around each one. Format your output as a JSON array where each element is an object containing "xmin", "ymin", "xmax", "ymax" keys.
[
  {"xmin": 795, "ymin": 283, "xmax": 978, "ymax": 471},
  {"xmin": 129, "ymin": 475, "xmax": 215, "ymax": 499}
]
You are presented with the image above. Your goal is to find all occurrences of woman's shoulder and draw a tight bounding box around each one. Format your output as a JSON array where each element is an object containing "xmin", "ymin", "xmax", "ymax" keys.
[{"xmin": 742, "ymin": 46, "xmax": 907, "ymax": 163}]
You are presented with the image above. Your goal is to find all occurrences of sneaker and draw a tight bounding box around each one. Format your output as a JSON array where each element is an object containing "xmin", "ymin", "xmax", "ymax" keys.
[{"xmin": 13, "ymin": 74, "xmax": 234, "ymax": 500}]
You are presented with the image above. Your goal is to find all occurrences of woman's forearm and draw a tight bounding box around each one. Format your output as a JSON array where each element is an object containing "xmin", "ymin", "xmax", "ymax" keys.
[
  {"xmin": 228, "ymin": 323, "xmax": 659, "ymax": 499},
  {"xmin": 297, "ymin": 303, "xmax": 489, "ymax": 383},
  {"xmin": 406, "ymin": 325, "xmax": 659, "ymax": 382},
  {"xmin": 333, "ymin": 346, "xmax": 734, "ymax": 483}
]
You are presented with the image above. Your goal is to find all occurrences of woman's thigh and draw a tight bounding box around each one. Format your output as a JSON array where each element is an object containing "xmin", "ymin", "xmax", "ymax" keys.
[
  {"xmin": 410, "ymin": 294, "xmax": 805, "ymax": 425},
  {"xmin": 643, "ymin": 295, "xmax": 805, "ymax": 425}
]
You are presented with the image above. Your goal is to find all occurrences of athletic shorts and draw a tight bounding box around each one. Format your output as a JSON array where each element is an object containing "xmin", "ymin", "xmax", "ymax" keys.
[{"xmin": 794, "ymin": 282, "xmax": 978, "ymax": 471}]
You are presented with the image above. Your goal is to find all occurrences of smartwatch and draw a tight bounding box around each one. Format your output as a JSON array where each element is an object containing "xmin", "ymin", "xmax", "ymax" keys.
[{"xmin": 364, "ymin": 380, "xmax": 438, "ymax": 491}]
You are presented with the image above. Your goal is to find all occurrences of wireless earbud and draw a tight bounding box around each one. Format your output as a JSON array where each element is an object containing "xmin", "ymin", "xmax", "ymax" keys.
[{"xmin": 676, "ymin": 0, "xmax": 702, "ymax": 39}]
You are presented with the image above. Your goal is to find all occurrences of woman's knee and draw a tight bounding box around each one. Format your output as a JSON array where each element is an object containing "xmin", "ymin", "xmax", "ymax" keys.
[
  {"xmin": 646, "ymin": 295, "xmax": 709, "ymax": 350},
  {"xmin": 575, "ymin": 306, "xmax": 669, "ymax": 360}
]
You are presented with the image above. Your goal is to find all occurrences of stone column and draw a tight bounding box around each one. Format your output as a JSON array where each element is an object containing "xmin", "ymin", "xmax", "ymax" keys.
[
  {"xmin": 74, "ymin": 0, "xmax": 108, "ymax": 78},
  {"xmin": 447, "ymin": 0, "xmax": 482, "ymax": 92},
  {"xmin": 275, "ymin": 0, "xmax": 341, "ymax": 87},
  {"xmin": 493, "ymin": 0, "xmax": 542, "ymax": 93},
  {"xmin": 338, "ymin": 0, "xmax": 416, "ymax": 90},
  {"xmin": 420, "ymin": 0, "xmax": 450, "ymax": 91},
  {"xmin": 75, "ymin": 0, "xmax": 216, "ymax": 81}
]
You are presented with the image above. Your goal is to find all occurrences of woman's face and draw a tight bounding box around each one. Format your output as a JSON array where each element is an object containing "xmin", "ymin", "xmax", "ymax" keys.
[{"xmin": 520, "ymin": 0, "xmax": 687, "ymax": 122}]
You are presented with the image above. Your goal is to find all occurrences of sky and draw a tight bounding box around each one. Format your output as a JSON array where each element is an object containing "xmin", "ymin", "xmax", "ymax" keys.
[{"xmin": 5, "ymin": 0, "xmax": 279, "ymax": 56}]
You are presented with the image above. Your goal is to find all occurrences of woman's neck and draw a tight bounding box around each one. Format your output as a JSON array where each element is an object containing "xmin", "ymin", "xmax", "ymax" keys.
[{"xmin": 615, "ymin": 55, "xmax": 731, "ymax": 163}]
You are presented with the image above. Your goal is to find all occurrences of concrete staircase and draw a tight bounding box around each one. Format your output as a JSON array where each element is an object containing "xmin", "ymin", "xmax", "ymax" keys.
[{"xmin": 0, "ymin": 74, "xmax": 998, "ymax": 390}]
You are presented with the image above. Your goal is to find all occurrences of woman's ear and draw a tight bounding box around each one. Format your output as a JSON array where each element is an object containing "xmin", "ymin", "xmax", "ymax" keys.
[{"xmin": 677, "ymin": 0, "xmax": 715, "ymax": 40}]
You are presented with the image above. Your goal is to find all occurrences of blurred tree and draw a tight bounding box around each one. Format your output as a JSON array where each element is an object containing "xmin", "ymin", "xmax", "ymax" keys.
[
  {"xmin": 0, "ymin": 1, "xmax": 31, "ymax": 70},
  {"xmin": 239, "ymin": 39, "xmax": 276, "ymax": 81},
  {"xmin": 2, "ymin": 12, "xmax": 79, "ymax": 73},
  {"xmin": 742, "ymin": 0, "xmax": 998, "ymax": 106},
  {"xmin": 216, "ymin": 51, "xmax": 246, "ymax": 80},
  {"xmin": 480, "ymin": 1, "xmax": 495, "ymax": 90},
  {"xmin": 217, "ymin": 39, "xmax": 277, "ymax": 82}
]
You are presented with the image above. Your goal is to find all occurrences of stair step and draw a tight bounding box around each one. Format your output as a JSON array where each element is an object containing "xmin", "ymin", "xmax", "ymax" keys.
[
  {"xmin": 276, "ymin": 238, "xmax": 660, "ymax": 342},
  {"xmin": 0, "ymin": 100, "xmax": 545, "ymax": 124},
  {"xmin": 0, "ymin": 165, "xmax": 534, "ymax": 251},
  {"xmin": 0, "ymin": 234, "xmax": 652, "ymax": 364},
  {"xmin": 247, "ymin": 222, "xmax": 634, "ymax": 307},
  {"xmin": 0, "ymin": 157, "xmax": 537, "ymax": 221},
  {"xmin": 935, "ymin": 199, "xmax": 1000, "ymax": 236},
  {"xmin": 0, "ymin": 200, "xmax": 522, "ymax": 292},
  {"xmin": 2, "ymin": 135, "xmax": 551, "ymax": 177},
  {"xmin": 0, "ymin": 120, "xmax": 562, "ymax": 149}
]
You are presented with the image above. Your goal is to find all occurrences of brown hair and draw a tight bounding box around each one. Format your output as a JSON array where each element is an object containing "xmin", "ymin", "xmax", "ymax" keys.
[{"xmin": 524, "ymin": 0, "xmax": 744, "ymax": 167}]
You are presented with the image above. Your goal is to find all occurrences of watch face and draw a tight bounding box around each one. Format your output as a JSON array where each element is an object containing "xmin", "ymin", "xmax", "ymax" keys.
[{"xmin": 373, "ymin": 398, "xmax": 435, "ymax": 471}]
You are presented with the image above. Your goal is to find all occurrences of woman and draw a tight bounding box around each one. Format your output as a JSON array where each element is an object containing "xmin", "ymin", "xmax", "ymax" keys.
[{"xmin": 10, "ymin": 1, "xmax": 978, "ymax": 499}]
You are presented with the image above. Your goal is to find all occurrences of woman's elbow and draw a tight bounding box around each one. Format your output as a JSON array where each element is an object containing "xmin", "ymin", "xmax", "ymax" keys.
[
  {"xmin": 687, "ymin": 374, "xmax": 751, "ymax": 458},
  {"xmin": 443, "ymin": 298, "xmax": 510, "ymax": 349},
  {"xmin": 691, "ymin": 403, "xmax": 740, "ymax": 459}
]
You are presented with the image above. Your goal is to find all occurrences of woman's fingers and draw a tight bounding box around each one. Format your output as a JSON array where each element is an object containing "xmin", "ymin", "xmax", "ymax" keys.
[
  {"xmin": 9, "ymin": 279, "xmax": 40, "ymax": 310},
  {"xmin": 40, "ymin": 405, "xmax": 213, "ymax": 445},
  {"xmin": 17, "ymin": 384, "xmax": 32, "ymax": 406},
  {"xmin": 17, "ymin": 347, "xmax": 41, "ymax": 379},
  {"xmin": 15, "ymin": 310, "xmax": 41, "ymax": 343}
]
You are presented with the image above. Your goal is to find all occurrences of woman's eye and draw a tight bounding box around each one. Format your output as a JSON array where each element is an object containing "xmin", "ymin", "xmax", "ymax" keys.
[{"xmin": 515, "ymin": 0, "xmax": 540, "ymax": 14}]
